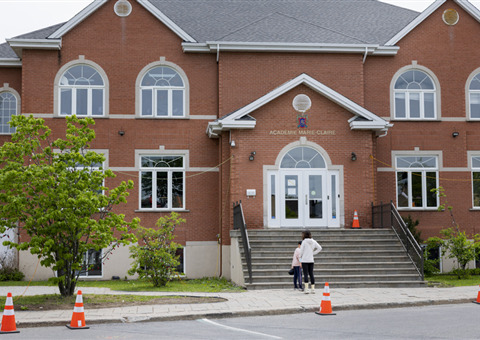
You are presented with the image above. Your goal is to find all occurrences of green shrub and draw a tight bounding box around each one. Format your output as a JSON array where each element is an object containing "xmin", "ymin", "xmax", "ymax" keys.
[{"xmin": 0, "ymin": 267, "xmax": 24, "ymax": 281}]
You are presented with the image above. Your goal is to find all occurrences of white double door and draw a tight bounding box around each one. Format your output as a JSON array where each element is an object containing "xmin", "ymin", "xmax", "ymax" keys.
[{"xmin": 280, "ymin": 170, "xmax": 339, "ymax": 228}]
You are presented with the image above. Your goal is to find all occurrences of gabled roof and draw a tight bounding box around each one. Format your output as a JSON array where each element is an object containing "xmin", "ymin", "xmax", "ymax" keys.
[
  {"xmin": 207, "ymin": 73, "xmax": 392, "ymax": 138},
  {"xmin": 386, "ymin": 0, "xmax": 480, "ymax": 45}
]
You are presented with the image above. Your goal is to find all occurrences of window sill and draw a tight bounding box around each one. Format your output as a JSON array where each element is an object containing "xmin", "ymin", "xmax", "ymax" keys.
[
  {"xmin": 391, "ymin": 118, "xmax": 439, "ymax": 122},
  {"xmin": 136, "ymin": 116, "xmax": 189, "ymax": 120},
  {"xmin": 397, "ymin": 208, "xmax": 439, "ymax": 212},
  {"xmin": 135, "ymin": 209, "xmax": 190, "ymax": 213},
  {"xmin": 469, "ymin": 208, "xmax": 480, "ymax": 211}
]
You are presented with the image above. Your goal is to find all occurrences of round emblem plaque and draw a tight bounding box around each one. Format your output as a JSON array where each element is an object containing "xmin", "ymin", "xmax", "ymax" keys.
[{"xmin": 442, "ymin": 9, "xmax": 459, "ymax": 26}]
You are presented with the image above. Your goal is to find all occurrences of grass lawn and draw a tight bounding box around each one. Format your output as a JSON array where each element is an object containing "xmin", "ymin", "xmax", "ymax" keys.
[
  {"xmin": 426, "ymin": 274, "xmax": 480, "ymax": 287},
  {"xmin": 0, "ymin": 277, "xmax": 245, "ymax": 293}
]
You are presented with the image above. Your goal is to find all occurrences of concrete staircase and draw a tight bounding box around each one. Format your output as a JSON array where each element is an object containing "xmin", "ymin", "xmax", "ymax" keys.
[{"xmin": 231, "ymin": 228, "xmax": 425, "ymax": 289}]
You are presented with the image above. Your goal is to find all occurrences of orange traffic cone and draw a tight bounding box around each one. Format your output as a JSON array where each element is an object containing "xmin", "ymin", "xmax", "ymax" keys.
[
  {"xmin": 66, "ymin": 290, "xmax": 89, "ymax": 330},
  {"xmin": 352, "ymin": 210, "xmax": 361, "ymax": 229},
  {"xmin": 0, "ymin": 292, "xmax": 20, "ymax": 334},
  {"xmin": 315, "ymin": 282, "xmax": 336, "ymax": 316},
  {"xmin": 473, "ymin": 285, "xmax": 480, "ymax": 304}
]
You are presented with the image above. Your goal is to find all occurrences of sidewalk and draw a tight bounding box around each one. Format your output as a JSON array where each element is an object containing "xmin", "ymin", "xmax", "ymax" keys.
[{"xmin": 2, "ymin": 285, "xmax": 478, "ymax": 327}]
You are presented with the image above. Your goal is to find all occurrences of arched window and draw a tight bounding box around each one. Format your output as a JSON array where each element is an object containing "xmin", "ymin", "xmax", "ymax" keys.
[
  {"xmin": 58, "ymin": 64, "xmax": 105, "ymax": 116},
  {"xmin": 0, "ymin": 89, "xmax": 18, "ymax": 134},
  {"xmin": 140, "ymin": 66, "xmax": 185, "ymax": 117},
  {"xmin": 468, "ymin": 72, "xmax": 480, "ymax": 119},
  {"xmin": 393, "ymin": 69, "xmax": 437, "ymax": 119},
  {"xmin": 280, "ymin": 147, "xmax": 326, "ymax": 168}
]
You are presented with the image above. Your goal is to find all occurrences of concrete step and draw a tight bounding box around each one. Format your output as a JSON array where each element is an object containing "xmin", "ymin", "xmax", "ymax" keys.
[
  {"xmin": 244, "ymin": 281, "xmax": 427, "ymax": 289},
  {"xmin": 247, "ymin": 262, "xmax": 416, "ymax": 270},
  {"xmin": 247, "ymin": 274, "xmax": 422, "ymax": 283}
]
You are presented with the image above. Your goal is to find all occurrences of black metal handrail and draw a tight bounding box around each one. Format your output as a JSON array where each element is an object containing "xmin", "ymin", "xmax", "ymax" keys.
[
  {"xmin": 371, "ymin": 201, "xmax": 424, "ymax": 280},
  {"xmin": 233, "ymin": 201, "xmax": 252, "ymax": 283}
]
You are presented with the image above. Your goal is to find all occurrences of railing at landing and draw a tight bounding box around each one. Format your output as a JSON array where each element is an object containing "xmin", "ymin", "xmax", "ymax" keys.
[
  {"xmin": 371, "ymin": 201, "xmax": 424, "ymax": 280},
  {"xmin": 233, "ymin": 201, "xmax": 252, "ymax": 284}
]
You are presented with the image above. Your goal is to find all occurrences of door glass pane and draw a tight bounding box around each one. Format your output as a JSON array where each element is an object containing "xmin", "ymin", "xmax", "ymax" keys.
[
  {"xmin": 331, "ymin": 174, "xmax": 337, "ymax": 219},
  {"xmin": 271, "ymin": 174, "xmax": 276, "ymax": 219},
  {"xmin": 76, "ymin": 88, "xmax": 88, "ymax": 115},
  {"xmin": 309, "ymin": 175, "xmax": 322, "ymax": 219},
  {"xmin": 156, "ymin": 172, "xmax": 168, "ymax": 208},
  {"xmin": 412, "ymin": 172, "xmax": 423, "ymax": 207},
  {"xmin": 156, "ymin": 90, "xmax": 168, "ymax": 116},
  {"xmin": 141, "ymin": 171, "xmax": 153, "ymax": 209},
  {"xmin": 397, "ymin": 172, "xmax": 409, "ymax": 207},
  {"xmin": 285, "ymin": 175, "xmax": 298, "ymax": 219},
  {"xmin": 172, "ymin": 172, "xmax": 183, "ymax": 208},
  {"xmin": 474, "ymin": 172, "xmax": 480, "ymax": 207},
  {"xmin": 426, "ymin": 172, "xmax": 437, "ymax": 207},
  {"xmin": 409, "ymin": 93, "xmax": 420, "ymax": 118}
]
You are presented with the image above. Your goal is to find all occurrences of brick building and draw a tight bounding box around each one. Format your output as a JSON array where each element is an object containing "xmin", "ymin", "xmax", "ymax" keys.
[{"xmin": 0, "ymin": 0, "xmax": 479, "ymax": 281}]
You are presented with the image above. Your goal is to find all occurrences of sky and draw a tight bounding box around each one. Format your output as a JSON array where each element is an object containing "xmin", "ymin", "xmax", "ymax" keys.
[{"xmin": 1, "ymin": 0, "xmax": 480, "ymax": 45}]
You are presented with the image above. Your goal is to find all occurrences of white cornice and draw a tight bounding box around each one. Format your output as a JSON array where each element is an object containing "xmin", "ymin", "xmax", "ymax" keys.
[
  {"xmin": 6, "ymin": 39, "xmax": 62, "ymax": 58},
  {"xmin": 207, "ymin": 73, "xmax": 390, "ymax": 138},
  {"xmin": 49, "ymin": 0, "xmax": 108, "ymax": 39},
  {"xmin": 137, "ymin": 0, "xmax": 196, "ymax": 42},
  {"xmin": 0, "ymin": 59, "xmax": 22, "ymax": 67},
  {"xmin": 183, "ymin": 41, "xmax": 399, "ymax": 55}
]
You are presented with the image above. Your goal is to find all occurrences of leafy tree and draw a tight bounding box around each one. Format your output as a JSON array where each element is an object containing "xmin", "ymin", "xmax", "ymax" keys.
[
  {"xmin": 0, "ymin": 115, "xmax": 138, "ymax": 296},
  {"xmin": 427, "ymin": 187, "xmax": 480, "ymax": 278},
  {"xmin": 402, "ymin": 215, "xmax": 422, "ymax": 244},
  {"xmin": 129, "ymin": 212, "xmax": 184, "ymax": 287}
]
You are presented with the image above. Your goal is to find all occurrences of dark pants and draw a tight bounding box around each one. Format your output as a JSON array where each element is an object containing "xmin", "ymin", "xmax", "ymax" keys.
[
  {"xmin": 302, "ymin": 262, "xmax": 315, "ymax": 285},
  {"xmin": 293, "ymin": 266, "xmax": 302, "ymax": 288}
]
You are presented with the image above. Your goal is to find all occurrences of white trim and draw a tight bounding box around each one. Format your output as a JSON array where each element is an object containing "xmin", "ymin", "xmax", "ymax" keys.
[
  {"xmin": 183, "ymin": 41, "xmax": 399, "ymax": 55},
  {"xmin": 137, "ymin": 0, "xmax": 196, "ymax": 42},
  {"xmin": 6, "ymin": 39, "xmax": 61, "ymax": 58},
  {"xmin": 0, "ymin": 59, "xmax": 22, "ymax": 67},
  {"xmin": 208, "ymin": 73, "xmax": 389, "ymax": 137},
  {"xmin": 49, "ymin": 0, "xmax": 108, "ymax": 39},
  {"xmin": 386, "ymin": 0, "xmax": 480, "ymax": 46}
]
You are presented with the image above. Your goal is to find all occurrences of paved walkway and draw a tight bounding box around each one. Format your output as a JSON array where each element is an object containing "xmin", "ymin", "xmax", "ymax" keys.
[{"xmin": 2, "ymin": 285, "xmax": 479, "ymax": 327}]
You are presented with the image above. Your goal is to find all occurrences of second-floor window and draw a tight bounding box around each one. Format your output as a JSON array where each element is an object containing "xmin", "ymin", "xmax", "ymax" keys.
[
  {"xmin": 0, "ymin": 91, "xmax": 17, "ymax": 134},
  {"xmin": 393, "ymin": 70, "xmax": 436, "ymax": 120},
  {"xmin": 59, "ymin": 65, "xmax": 105, "ymax": 116}
]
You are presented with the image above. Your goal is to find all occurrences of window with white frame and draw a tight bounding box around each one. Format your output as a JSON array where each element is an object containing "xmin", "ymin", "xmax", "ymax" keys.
[
  {"xmin": 79, "ymin": 249, "xmax": 102, "ymax": 277},
  {"xmin": 140, "ymin": 66, "xmax": 185, "ymax": 117},
  {"xmin": 74, "ymin": 161, "xmax": 104, "ymax": 195},
  {"xmin": 471, "ymin": 156, "xmax": 480, "ymax": 207},
  {"xmin": 393, "ymin": 70, "xmax": 436, "ymax": 119},
  {"xmin": 468, "ymin": 73, "xmax": 480, "ymax": 119},
  {"xmin": 0, "ymin": 91, "xmax": 17, "ymax": 134},
  {"xmin": 396, "ymin": 156, "xmax": 438, "ymax": 209},
  {"xmin": 140, "ymin": 155, "xmax": 185, "ymax": 210},
  {"xmin": 59, "ymin": 64, "xmax": 105, "ymax": 116}
]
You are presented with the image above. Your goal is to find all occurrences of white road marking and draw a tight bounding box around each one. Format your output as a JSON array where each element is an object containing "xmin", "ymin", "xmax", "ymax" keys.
[{"xmin": 198, "ymin": 318, "xmax": 282, "ymax": 339}]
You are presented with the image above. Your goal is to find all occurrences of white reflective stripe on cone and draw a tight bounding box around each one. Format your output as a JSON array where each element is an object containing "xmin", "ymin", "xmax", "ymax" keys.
[
  {"xmin": 73, "ymin": 307, "xmax": 84, "ymax": 313},
  {"xmin": 323, "ymin": 296, "xmax": 331, "ymax": 301},
  {"xmin": 2, "ymin": 309, "xmax": 15, "ymax": 316}
]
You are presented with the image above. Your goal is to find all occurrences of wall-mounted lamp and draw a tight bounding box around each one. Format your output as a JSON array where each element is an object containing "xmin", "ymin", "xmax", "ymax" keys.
[
  {"xmin": 230, "ymin": 140, "xmax": 236, "ymax": 147},
  {"xmin": 249, "ymin": 151, "xmax": 256, "ymax": 161},
  {"xmin": 118, "ymin": 130, "xmax": 125, "ymax": 136},
  {"xmin": 351, "ymin": 152, "xmax": 357, "ymax": 161},
  {"xmin": 452, "ymin": 131, "xmax": 459, "ymax": 138}
]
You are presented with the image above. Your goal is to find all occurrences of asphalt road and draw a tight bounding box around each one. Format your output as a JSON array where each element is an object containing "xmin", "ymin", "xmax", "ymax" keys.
[{"xmin": 4, "ymin": 303, "xmax": 479, "ymax": 339}]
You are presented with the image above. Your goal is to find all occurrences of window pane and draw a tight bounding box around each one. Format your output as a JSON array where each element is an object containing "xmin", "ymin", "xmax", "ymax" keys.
[
  {"xmin": 474, "ymin": 172, "xmax": 480, "ymax": 207},
  {"xmin": 156, "ymin": 172, "xmax": 168, "ymax": 208},
  {"xmin": 424, "ymin": 93, "xmax": 435, "ymax": 118},
  {"xmin": 86, "ymin": 249, "xmax": 102, "ymax": 276},
  {"xmin": 471, "ymin": 93, "xmax": 480, "ymax": 119},
  {"xmin": 156, "ymin": 90, "xmax": 168, "ymax": 116},
  {"xmin": 397, "ymin": 172, "xmax": 409, "ymax": 207},
  {"xmin": 172, "ymin": 172, "xmax": 183, "ymax": 208},
  {"xmin": 411, "ymin": 172, "xmax": 423, "ymax": 207},
  {"xmin": 270, "ymin": 174, "xmax": 276, "ymax": 219},
  {"xmin": 426, "ymin": 172, "xmax": 437, "ymax": 207},
  {"xmin": 141, "ymin": 171, "xmax": 153, "ymax": 209},
  {"xmin": 395, "ymin": 93, "xmax": 406, "ymax": 118},
  {"xmin": 60, "ymin": 89, "xmax": 72, "ymax": 115},
  {"xmin": 409, "ymin": 93, "xmax": 420, "ymax": 118},
  {"xmin": 309, "ymin": 175, "xmax": 322, "ymax": 219},
  {"xmin": 142, "ymin": 89, "xmax": 153, "ymax": 116},
  {"xmin": 472, "ymin": 156, "xmax": 480, "ymax": 168},
  {"xmin": 470, "ymin": 75, "xmax": 480, "ymax": 90},
  {"xmin": 141, "ymin": 156, "xmax": 183, "ymax": 168},
  {"xmin": 285, "ymin": 175, "xmax": 298, "ymax": 219},
  {"xmin": 172, "ymin": 90, "xmax": 184, "ymax": 116},
  {"xmin": 0, "ymin": 92, "xmax": 16, "ymax": 134},
  {"xmin": 92, "ymin": 89, "xmax": 103, "ymax": 116},
  {"xmin": 76, "ymin": 89, "xmax": 88, "ymax": 115},
  {"xmin": 331, "ymin": 174, "xmax": 337, "ymax": 219}
]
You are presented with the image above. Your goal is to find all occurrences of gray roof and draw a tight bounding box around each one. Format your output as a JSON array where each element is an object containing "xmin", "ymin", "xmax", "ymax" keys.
[
  {"xmin": 1, "ymin": 0, "xmax": 419, "ymax": 60},
  {"xmin": 148, "ymin": 0, "xmax": 419, "ymax": 44}
]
